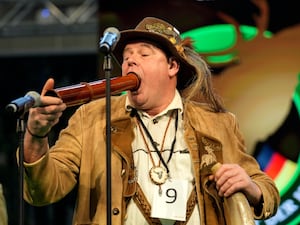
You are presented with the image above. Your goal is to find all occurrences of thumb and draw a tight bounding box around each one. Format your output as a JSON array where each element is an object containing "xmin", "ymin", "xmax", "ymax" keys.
[{"xmin": 41, "ymin": 78, "xmax": 55, "ymax": 96}]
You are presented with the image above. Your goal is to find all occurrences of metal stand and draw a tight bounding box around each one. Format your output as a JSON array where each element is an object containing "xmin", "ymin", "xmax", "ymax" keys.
[
  {"xmin": 16, "ymin": 116, "xmax": 26, "ymax": 225},
  {"xmin": 103, "ymin": 53, "xmax": 113, "ymax": 225}
]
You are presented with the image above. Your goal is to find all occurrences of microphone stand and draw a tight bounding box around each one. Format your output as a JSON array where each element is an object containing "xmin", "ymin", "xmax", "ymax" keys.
[
  {"xmin": 103, "ymin": 53, "xmax": 113, "ymax": 225},
  {"xmin": 16, "ymin": 114, "xmax": 26, "ymax": 225}
]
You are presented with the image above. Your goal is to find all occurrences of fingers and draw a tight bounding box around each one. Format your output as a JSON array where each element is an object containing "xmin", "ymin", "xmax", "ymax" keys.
[
  {"xmin": 39, "ymin": 78, "xmax": 64, "ymax": 106},
  {"xmin": 31, "ymin": 99, "xmax": 66, "ymax": 123},
  {"xmin": 213, "ymin": 164, "xmax": 250, "ymax": 197},
  {"xmin": 27, "ymin": 77, "xmax": 66, "ymax": 136},
  {"xmin": 41, "ymin": 78, "xmax": 55, "ymax": 96},
  {"xmin": 216, "ymin": 176, "xmax": 243, "ymax": 197},
  {"xmin": 26, "ymin": 78, "xmax": 67, "ymax": 138},
  {"xmin": 34, "ymin": 104, "xmax": 66, "ymax": 120},
  {"xmin": 27, "ymin": 103, "xmax": 66, "ymax": 136}
]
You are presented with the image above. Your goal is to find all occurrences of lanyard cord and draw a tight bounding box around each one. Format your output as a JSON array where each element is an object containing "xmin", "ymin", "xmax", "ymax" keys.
[
  {"xmin": 133, "ymin": 108, "xmax": 179, "ymax": 173},
  {"xmin": 167, "ymin": 109, "xmax": 178, "ymax": 163}
]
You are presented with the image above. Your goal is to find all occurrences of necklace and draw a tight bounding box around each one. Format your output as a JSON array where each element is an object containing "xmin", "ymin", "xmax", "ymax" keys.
[{"xmin": 134, "ymin": 109, "xmax": 178, "ymax": 186}]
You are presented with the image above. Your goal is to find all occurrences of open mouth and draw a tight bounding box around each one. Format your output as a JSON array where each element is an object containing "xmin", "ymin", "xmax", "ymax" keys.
[{"xmin": 126, "ymin": 72, "xmax": 141, "ymax": 92}]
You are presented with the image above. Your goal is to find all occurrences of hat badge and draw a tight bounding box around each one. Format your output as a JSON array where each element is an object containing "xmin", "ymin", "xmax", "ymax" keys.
[{"xmin": 145, "ymin": 22, "xmax": 178, "ymax": 45}]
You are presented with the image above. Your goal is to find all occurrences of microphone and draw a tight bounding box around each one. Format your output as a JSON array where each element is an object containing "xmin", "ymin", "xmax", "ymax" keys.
[
  {"xmin": 99, "ymin": 27, "xmax": 120, "ymax": 53},
  {"xmin": 5, "ymin": 91, "xmax": 41, "ymax": 115}
]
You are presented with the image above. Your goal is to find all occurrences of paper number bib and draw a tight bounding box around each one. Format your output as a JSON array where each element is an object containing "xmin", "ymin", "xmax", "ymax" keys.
[{"xmin": 151, "ymin": 179, "xmax": 188, "ymax": 221}]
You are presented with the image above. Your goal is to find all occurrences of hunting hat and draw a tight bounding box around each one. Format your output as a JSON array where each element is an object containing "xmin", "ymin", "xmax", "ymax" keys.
[{"xmin": 113, "ymin": 17, "xmax": 197, "ymax": 90}]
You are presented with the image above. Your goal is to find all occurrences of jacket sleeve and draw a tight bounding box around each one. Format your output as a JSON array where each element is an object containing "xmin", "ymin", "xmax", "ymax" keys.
[
  {"xmin": 229, "ymin": 113, "xmax": 280, "ymax": 220},
  {"xmin": 20, "ymin": 107, "xmax": 83, "ymax": 206}
]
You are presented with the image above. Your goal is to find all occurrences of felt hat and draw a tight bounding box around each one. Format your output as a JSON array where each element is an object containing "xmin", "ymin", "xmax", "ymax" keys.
[{"xmin": 113, "ymin": 17, "xmax": 197, "ymax": 90}]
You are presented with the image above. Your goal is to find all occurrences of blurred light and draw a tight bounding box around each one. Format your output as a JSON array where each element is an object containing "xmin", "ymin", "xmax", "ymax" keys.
[
  {"xmin": 293, "ymin": 73, "xmax": 300, "ymax": 117},
  {"xmin": 40, "ymin": 8, "xmax": 51, "ymax": 19},
  {"xmin": 181, "ymin": 24, "xmax": 273, "ymax": 66},
  {"xmin": 35, "ymin": 8, "xmax": 55, "ymax": 24}
]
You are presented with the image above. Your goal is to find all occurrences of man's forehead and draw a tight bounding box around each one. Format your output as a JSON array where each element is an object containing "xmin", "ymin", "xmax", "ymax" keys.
[
  {"xmin": 124, "ymin": 42, "xmax": 155, "ymax": 49},
  {"xmin": 123, "ymin": 40, "xmax": 166, "ymax": 53}
]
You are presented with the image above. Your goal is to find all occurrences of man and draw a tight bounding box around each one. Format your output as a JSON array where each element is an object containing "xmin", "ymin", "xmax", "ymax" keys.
[{"xmin": 20, "ymin": 17, "xmax": 279, "ymax": 225}]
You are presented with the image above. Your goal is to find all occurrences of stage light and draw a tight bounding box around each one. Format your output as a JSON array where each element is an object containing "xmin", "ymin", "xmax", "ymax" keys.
[{"xmin": 35, "ymin": 7, "xmax": 55, "ymax": 24}]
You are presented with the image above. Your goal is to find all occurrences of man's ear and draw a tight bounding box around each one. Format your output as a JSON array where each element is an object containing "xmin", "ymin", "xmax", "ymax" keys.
[{"xmin": 168, "ymin": 57, "xmax": 180, "ymax": 77}]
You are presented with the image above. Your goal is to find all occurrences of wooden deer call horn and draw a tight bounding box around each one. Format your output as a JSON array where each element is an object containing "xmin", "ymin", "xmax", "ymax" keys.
[{"xmin": 45, "ymin": 73, "xmax": 140, "ymax": 107}]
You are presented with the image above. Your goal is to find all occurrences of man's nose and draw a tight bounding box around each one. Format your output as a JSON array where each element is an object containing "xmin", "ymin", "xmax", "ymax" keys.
[{"xmin": 126, "ymin": 56, "xmax": 138, "ymax": 66}]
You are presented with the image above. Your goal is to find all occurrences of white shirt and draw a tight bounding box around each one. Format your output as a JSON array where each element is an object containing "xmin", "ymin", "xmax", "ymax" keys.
[{"xmin": 124, "ymin": 91, "xmax": 200, "ymax": 225}]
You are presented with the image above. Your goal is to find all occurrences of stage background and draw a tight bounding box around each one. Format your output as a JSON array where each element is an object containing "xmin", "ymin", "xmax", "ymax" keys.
[{"xmin": 0, "ymin": 0, "xmax": 299, "ymax": 224}]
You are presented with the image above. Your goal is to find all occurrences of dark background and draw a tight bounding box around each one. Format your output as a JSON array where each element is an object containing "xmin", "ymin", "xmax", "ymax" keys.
[
  {"xmin": 0, "ymin": 0, "xmax": 299, "ymax": 224},
  {"xmin": 99, "ymin": 0, "xmax": 300, "ymax": 34}
]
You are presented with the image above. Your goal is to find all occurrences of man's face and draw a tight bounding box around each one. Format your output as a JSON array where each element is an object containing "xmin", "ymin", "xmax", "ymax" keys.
[{"xmin": 122, "ymin": 42, "xmax": 179, "ymax": 114}]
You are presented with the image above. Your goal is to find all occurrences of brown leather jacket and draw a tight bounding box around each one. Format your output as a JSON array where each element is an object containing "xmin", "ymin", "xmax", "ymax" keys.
[{"xmin": 22, "ymin": 95, "xmax": 279, "ymax": 225}]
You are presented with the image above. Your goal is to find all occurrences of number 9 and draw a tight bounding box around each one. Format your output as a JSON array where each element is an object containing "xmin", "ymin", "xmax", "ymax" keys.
[{"xmin": 165, "ymin": 188, "xmax": 177, "ymax": 204}]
